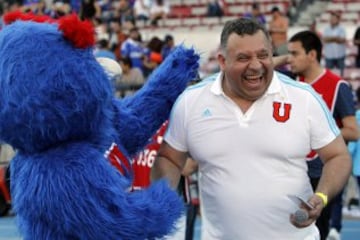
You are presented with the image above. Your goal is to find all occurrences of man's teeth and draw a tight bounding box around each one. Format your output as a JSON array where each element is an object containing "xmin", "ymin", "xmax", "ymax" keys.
[{"xmin": 246, "ymin": 75, "xmax": 261, "ymax": 80}]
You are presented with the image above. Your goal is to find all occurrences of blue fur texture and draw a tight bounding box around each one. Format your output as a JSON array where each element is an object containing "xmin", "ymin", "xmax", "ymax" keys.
[{"xmin": 0, "ymin": 20, "xmax": 199, "ymax": 239}]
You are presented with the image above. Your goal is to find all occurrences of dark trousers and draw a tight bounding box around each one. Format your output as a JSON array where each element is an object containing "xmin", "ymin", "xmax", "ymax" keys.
[
  {"xmin": 5, "ymin": 164, "xmax": 10, "ymax": 192},
  {"xmin": 310, "ymin": 177, "xmax": 333, "ymax": 240},
  {"xmin": 185, "ymin": 203, "xmax": 199, "ymax": 240},
  {"xmin": 330, "ymin": 189, "xmax": 344, "ymax": 232}
]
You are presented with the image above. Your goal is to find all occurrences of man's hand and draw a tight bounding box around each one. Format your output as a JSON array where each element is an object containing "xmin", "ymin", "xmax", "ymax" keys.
[{"xmin": 290, "ymin": 194, "xmax": 325, "ymax": 228}]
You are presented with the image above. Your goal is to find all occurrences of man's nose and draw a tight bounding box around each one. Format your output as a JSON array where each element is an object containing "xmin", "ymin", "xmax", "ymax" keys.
[{"xmin": 248, "ymin": 58, "xmax": 262, "ymax": 69}]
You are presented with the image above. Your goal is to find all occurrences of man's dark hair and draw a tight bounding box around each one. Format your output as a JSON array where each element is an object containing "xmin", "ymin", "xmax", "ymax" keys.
[
  {"xmin": 164, "ymin": 34, "xmax": 173, "ymax": 43},
  {"xmin": 271, "ymin": 6, "xmax": 280, "ymax": 13},
  {"xmin": 98, "ymin": 39, "xmax": 109, "ymax": 49},
  {"xmin": 120, "ymin": 57, "xmax": 133, "ymax": 68},
  {"xmin": 330, "ymin": 11, "xmax": 341, "ymax": 19},
  {"xmin": 252, "ymin": 2, "xmax": 259, "ymax": 10},
  {"xmin": 289, "ymin": 30, "xmax": 322, "ymax": 63},
  {"xmin": 220, "ymin": 18, "xmax": 270, "ymax": 51}
]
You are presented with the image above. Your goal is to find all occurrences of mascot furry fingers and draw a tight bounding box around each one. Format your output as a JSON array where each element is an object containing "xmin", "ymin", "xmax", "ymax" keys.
[{"xmin": 0, "ymin": 12, "xmax": 199, "ymax": 240}]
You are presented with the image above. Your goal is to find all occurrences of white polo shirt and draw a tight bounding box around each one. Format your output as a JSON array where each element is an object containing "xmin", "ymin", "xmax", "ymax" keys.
[{"xmin": 165, "ymin": 71, "xmax": 339, "ymax": 240}]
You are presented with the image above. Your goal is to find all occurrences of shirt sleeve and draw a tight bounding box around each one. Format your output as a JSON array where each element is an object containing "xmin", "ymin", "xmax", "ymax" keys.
[
  {"xmin": 333, "ymin": 82, "xmax": 356, "ymax": 120},
  {"xmin": 164, "ymin": 93, "xmax": 188, "ymax": 152},
  {"xmin": 307, "ymin": 88, "xmax": 341, "ymax": 150}
]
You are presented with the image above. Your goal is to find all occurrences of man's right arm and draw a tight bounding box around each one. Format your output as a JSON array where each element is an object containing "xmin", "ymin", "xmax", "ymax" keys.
[{"xmin": 151, "ymin": 141, "xmax": 188, "ymax": 189}]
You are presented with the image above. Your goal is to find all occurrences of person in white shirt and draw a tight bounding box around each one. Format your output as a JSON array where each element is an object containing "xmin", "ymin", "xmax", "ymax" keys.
[
  {"xmin": 322, "ymin": 11, "xmax": 347, "ymax": 77},
  {"xmin": 149, "ymin": 0, "xmax": 170, "ymax": 26},
  {"xmin": 151, "ymin": 18, "xmax": 352, "ymax": 239},
  {"xmin": 133, "ymin": 0, "xmax": 151, "ymax": 25}
]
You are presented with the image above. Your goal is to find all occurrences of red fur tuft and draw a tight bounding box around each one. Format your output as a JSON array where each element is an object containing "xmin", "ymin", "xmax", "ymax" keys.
[
  {"xmin": 57, "ymin": 14, "xmax": 95, "ymax": 49},
  {"xmin": 3, "ymin": 11, "xmax": 94, "ymax": 49},
  {"xmin": 4, "ymin": 11, "xmax": 54, "ymax": 25}
]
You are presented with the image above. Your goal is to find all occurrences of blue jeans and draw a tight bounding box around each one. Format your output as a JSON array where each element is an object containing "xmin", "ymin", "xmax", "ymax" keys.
[{"xmin": 325, "ymin": 57, "xmax": 345, "ymax": 76}]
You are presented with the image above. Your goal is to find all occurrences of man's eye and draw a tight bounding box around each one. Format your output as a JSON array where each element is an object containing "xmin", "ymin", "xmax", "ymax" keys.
[
  {"xmin": 258, "ymin": 54, "xmax": 269, "ymax": 59},
  {"xmin": 237, "ymin": 55, "xmax": 249, "ymax": 61}
]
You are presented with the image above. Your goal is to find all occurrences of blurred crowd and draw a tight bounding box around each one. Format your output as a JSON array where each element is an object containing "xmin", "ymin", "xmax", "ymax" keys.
[
  {"xmin": 0, "ymin": 0, "xmax": 181, "ymax": 97},
  {"xmin": 0, "ymin": 1, "xmax": 294, "ymax": 97}
]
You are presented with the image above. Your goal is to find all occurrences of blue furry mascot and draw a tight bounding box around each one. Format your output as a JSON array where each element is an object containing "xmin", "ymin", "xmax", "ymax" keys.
[{"xmin": 0, "ymin": 12, "xmax": 199, "ymax": 240}]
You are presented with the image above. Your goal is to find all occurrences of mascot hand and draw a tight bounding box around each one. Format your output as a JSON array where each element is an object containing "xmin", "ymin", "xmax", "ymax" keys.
[{"xmin": 115, "ymin": 46, "xmax": 200, "ymax": 156}]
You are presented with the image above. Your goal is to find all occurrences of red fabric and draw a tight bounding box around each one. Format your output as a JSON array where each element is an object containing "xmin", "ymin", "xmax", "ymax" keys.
[
  {"xmin": 106, "ymin": 122, "xmax": 168, "ymax": 189},
  {"xmin": 107, "ymin": 143, "xmax": 131, "ymax": 176},
  {"xmin": 299, "ymin": 69, "xmax": 342, "ymax": 160},
  {"xmin": 149, "ymin": 52, "xmax": 163, "ymax": 64},
  {"xmin": 132, "ymin": 122, "xmax": 168, "ymax": 189},
  {"xmin": 0, "ymin": 166, "xmax": 10, "ymax": 202}
]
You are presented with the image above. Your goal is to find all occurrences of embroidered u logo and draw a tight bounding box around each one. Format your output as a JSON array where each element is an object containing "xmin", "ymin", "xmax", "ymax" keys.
[{"xmin": 273, "ymin": 102, "xmax": 291, "ymax": 122}]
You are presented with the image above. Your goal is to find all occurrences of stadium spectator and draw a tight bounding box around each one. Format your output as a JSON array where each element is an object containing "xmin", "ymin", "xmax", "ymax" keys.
[
  {"xmin": 268, "ymin": 6, "xmax": 289, "ymax": 56},
  {"xmin": 21, "ymin": 0, "xmax": 47, "ymax": 15},
  {"xmin": 108, "ymin": 17, "xmax": 128, "ymax": 60},
  {"xmin": 243, "ymin": 2, "xmax": 266, "ymax": 26},
  {"xmin": 287, "ymin": 30, "xmax": 358, "ymax": 240},
  {"xmin": 199, "ymin": 48, "xmax": 220, "ymax": 77},
  {"xmin": 149, "ymin": 0, "xmax": 169, "ymax": 26},
  {"xmin": 94, "ymin": 37, "xmax": 116, "ymax": 60},
  {"xmin": 116, "ymin": 56, "xmax": 145, "ymax": 97},
  {"xmin": 322, "ymin": 11, "xmax": 347, "ymax": 77},
  {"xmin": 309, "ymin": 20, "xmax": 321, "ymax": 38},
  {"xmin": 206, "ymin": 0, "xmax": 227, "ymax": 18},
  {"xmin": 161, "ymin": 34, "xmax": 175, "ymax": 60},
  {"xmin": 79, "ymin": 0, "xmax": 101, "ymax": 21},
  {"xmin": 133, "ymin": 0, "xmax": 151, "ymax": 26},
  {"xmin": 49, "ymin": 0, "xmax": 72, "ymax": 18},
  {"xmin": 286, "ymin": 0, "xmax": 298, "ymax": 24},
  {"xmin": 120, "ymin": 27, "xmax": 146, "ymax": 73},
  {"xmin": 143, "ymin": 36, "xmax": 164, "ymax": 77},
  {"xmin": 113, "ymin": 0, "xmax": 135, "ymax": 26}
]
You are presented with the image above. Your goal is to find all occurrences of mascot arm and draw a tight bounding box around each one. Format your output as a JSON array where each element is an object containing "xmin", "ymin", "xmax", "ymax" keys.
[
  {"xmin": 114, "ymin": 45, "xmax": 199, "ymax": 156},
  {"xmin": 12, "ymin": 145, "xmax": 183, "ymax": 240}
]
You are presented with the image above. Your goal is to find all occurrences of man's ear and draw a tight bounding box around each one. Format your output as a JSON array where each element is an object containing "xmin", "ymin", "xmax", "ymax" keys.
[
  {"xmin": 217, "ymin": 52, "xmax": 226, "ymax": 71},
  {"xmin": 308, "ymin": 49, "xmax": 318, "ymax": 61}
]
